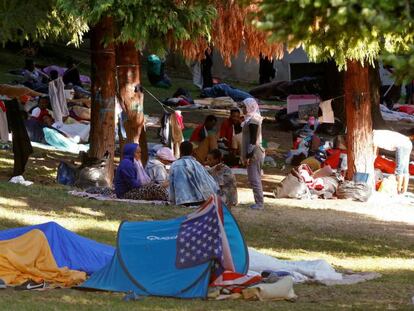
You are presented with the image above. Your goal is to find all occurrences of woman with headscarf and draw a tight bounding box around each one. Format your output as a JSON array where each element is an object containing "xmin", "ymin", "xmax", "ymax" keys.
[
  {"xmin": 241, "ymin": 98, "xmax": 265, "ymax": 210},
  {"xmin": 114, "ymin": 143, "xmax": 168, "ymax": 201}
]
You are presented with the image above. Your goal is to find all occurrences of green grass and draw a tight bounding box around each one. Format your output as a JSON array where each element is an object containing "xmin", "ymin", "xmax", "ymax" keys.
[{"xmin": 1, "ymin": 148, "xmax": 414, "ymax": 310}]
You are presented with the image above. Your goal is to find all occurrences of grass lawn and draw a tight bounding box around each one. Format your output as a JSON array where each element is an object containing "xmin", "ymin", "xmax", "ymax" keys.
[
  {"xmin": 1, "ymin": 46, "xmax": 414, "ymax": 310},
  {"xmin": 1, "ymin": 147, "xmax": 414, "ymax": 310}
]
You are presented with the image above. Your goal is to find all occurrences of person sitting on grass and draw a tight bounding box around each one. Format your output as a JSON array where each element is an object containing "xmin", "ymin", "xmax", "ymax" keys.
[
  {"xmin": 206, "ymin": 149, "xmax": 238, "ymax": 208},
  {"xmin": 190, "ymin": 114, "xmax": 218, "ymax": 163},
  {"xmin": 169, "ymin": 141, "xmax": 219, "ymax": 206},
  {"xmin": 22, "ymin": 59, "xmax": 49, "ymax": 93},
  {"xmin": 147, "ymin": 54, "xmax": 171, "ymax": 88},
  {"xmin": 114, "ymin": 143, "xmax": 169, "ymax": 201},
  {"xmin": 145, "ymin": 147, "xmax": 176, "ymax": 188}
]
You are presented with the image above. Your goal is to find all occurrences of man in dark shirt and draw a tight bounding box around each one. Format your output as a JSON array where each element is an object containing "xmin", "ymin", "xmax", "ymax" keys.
[{"xmin": 189, "ymin": 115, "xmax": 218, "ymax": 163}]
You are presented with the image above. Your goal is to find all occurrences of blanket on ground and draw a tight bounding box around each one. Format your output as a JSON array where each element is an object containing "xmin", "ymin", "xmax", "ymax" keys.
[
  {"xmin": 43, "ymin": 127, "xmax": 89, "ymax": 153},
  {"xmin": 380, "ymin": 104, "xmax": 414, "ymax": 123},
  {"xmin": 0, "ymin": 84, "xmax": 43, "ymax": 98},
  {"xmin": 248, "ymin": 248, "xmax": 381, "ymax": 286},
  {"xmin": 30, "ymin": 141, "xmax": 89, "ymax": 154},
  {"xmin": 0, "ymin": 229, "xmax": 86, "ymax": 287},
  {"xmin": 69, "ymin": 190, "xmax": 170, "ymax": 206}
]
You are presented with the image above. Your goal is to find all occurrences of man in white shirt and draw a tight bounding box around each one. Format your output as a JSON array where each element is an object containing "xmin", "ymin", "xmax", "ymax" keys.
[{"xmin": 373, "ymin": 130, "xmax": 413, "ymax": 194}]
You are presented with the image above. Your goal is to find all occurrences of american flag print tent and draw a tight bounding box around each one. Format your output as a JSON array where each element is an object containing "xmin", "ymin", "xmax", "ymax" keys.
[{"xmin": 81, "ymin": 196, "xmax": 248, "ymax": 299}]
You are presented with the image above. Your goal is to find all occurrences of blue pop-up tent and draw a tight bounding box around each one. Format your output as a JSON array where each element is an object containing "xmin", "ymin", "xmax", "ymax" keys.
[
  {"xmin": 0, "ymin": 222, "xmax": 115, "ymax": 275},
  {"xmin": 81, "ymin": 198, "xmax": 248, "ymax": 298}
]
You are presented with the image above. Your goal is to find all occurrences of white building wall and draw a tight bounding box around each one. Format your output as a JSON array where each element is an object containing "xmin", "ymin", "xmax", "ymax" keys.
[{"xmin": 211, "ymin": 46, "xmax": 394, "ymax": 86}]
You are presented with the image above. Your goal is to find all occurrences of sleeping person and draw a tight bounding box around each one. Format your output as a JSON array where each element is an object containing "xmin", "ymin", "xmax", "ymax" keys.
[{"xmin": 41, "ymin": 115, "xmax": 90, "ymax": 143}]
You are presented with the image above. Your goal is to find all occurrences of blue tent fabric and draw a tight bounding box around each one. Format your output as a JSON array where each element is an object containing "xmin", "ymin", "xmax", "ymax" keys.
[
  {"xmin": 0, "ymin": 222, "xmax": 115, "ymax": 275},
  {"xmin": 81, "ymin": 204, "xmax": 248, "ymax": 298}
]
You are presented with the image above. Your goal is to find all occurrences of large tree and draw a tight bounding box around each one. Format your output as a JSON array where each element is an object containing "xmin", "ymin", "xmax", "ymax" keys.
[
  {"xmin": 57, "ymin": 0, "xmax": 283, "ymax": 179},
  {"xmin": 254, "ymin": 0, "xmax": 414, "ymax": 183}
]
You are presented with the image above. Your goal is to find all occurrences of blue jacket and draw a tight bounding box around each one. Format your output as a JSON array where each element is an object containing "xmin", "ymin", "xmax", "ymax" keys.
[
  {"xmin": 169, "ymin": 156, "xmax": 219, "ymax": 205},
  {"xmin": 114, "ymin": 143, "xmax": 140, "ymax": 198}
]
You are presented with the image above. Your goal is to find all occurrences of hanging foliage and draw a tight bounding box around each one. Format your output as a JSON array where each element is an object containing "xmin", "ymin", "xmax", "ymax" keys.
[{"xmin": 174, "ymin": 1, "xmax": 284, "ymax": 66}]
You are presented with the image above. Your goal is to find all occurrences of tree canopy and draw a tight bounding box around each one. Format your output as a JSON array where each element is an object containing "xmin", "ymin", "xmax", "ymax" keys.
[
  {"xmin": 56, "ymin": 0, "xmax": 283, "ymax": 65},
  {"xmin": 57, "ymin": 0, "xmax": 217, "ymax": 55},
  {"xmin": 0, "ymin": 0, "xmax": 87, "ymax": 45},
  {"xmin": 254, "ymin": 0, "xmax": 414, "ymax": 81}
]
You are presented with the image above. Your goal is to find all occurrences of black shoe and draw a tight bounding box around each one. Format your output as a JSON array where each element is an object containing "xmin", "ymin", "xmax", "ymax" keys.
[
  {"xmin": 0, "ymin": 279, "xmax": 6, "ymax": 289},
  {"xmin": 14, "ymin": 280, "xmax": 47, "ymax": 291}
]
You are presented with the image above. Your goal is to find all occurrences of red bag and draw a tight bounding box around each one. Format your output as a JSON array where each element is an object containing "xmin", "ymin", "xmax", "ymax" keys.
[
  {"xmin": 374, "ymin": 156, "xmax": 396, "ymax": 174},
  {"xmin": 323, "ymin": 149, "xmax": 341, "ymax": 169},
  {"xmin": 398, "ymin": 105, "xmax": 414, "ymax": 115},
  {"xmin": 375, "ymin": 156, "xmax": 414, "ymax": 175}
]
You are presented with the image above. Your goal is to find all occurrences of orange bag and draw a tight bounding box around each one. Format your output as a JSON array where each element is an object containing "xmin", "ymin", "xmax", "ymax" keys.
[{"xmin": 374, "ymin": 156, "xmax": 396, "ymax": 174}]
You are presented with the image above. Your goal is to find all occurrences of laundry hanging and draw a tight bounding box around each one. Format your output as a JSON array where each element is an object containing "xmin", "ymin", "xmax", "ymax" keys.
[
  {"xmin": 0, "ymin": 100, "xmax": 8, "ymax": 142},
  {"xmin": 48, "ymin": 77, "xmax": 69, "ymax": 123},
  {"xmin": 319, "ymin": 100, "xmax": 335, "ymax": 123}
]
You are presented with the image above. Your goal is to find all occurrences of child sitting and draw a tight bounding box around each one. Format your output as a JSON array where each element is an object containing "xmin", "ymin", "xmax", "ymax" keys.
[{"xmin": 206, "ymin": 149, "xmax": 238, "ymax": 208}]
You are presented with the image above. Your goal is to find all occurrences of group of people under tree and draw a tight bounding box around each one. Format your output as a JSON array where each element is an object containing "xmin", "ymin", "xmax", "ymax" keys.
[
  {"xmin": 3, "ymin": 53, "xmax": 413, "ymax": 205},
  {"xmin": 114, "ymin": 98, "xmax": 265, "ymax": 209}
]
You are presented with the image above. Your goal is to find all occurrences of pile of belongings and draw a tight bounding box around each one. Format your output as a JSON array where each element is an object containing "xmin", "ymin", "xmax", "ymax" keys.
[
  {"xmin": 275, "ymin": 164, "xmax": 372, "ymax": 202},
  {"xmin": 275, "ymin": 94, "xmax": 344, "ymax": 136},
  {"xmin": 0, "ymin": 83, "xmax": 90, "ymax": 154},
  {"xmin": 163, "ymin": 88, "xmax": 195, "ymax": 108},
  {"xmin": 274, "ymin": 164, "xmax": 342, "ymax": 200},
  {"xmin": 194, "ymin": 97, "xmax": 238, "ymax": 110},
  {"xmin": 0, "ymin": 222, "xmax": 114, "ymax": 290},
  {"xmin": 57, "ymin": 152, "xmax": 111, "ymax": 188}
]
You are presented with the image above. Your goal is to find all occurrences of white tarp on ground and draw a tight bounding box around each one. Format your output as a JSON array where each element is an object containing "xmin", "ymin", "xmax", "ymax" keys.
[
  {"xmin": 380, "ymin": 105, "xmax": 414, "ymax": 123},
  {"xmin": 248, "ymin": 248, "xmax": 381, "ymax": 285},
  {"xmin": 31, "ymin": 141, "xmax": 89, "ymax": 154}
]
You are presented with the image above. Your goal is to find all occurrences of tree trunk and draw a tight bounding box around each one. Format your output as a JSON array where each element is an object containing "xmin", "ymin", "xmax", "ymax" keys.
[
  {"xmin": 115, "ymin": 41, "xmax": 148, "ymax": 165},
  {"xmin": 369, "ymin": 63, "xmax": 387, "ymax": 129},
  {"xmin": 344, "ymin": 60, "xmax": 374, "ymax": 184},
  {"xmin": 89, "ymin": 16, "xmax": 116, "ymax": 184}
]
